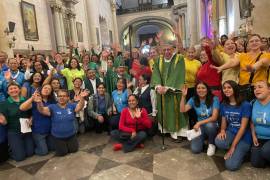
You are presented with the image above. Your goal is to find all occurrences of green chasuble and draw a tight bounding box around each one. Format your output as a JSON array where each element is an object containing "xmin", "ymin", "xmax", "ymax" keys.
[
  {"xmin": 104, "ymin": 68, "xmax": 131, "ymax": 95},
  {"xmin": 151, "ymin": 54, "xmax": 188, "ymax": 132},
  {"xmin": 113, "ymin": 55, "xmax": 123, "ymax": 68},
  {"xmin": 104, "ymin": 68, "xmax": 118, "ymax": 95}
]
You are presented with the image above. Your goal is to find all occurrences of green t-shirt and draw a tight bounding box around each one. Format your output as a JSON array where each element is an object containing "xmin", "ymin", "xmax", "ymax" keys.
[
  {"xmin": 0, "ymin": 97, "xmax": 31, "ymax": 133},
  {"xmin": 61, "ymin": 68, "xmax": 85, "ymax": 90}
]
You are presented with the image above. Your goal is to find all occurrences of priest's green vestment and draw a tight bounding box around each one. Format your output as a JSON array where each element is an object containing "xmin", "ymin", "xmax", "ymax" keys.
[{"xmin": 151, "ymin": 54, "xmax": 188, "ymax": 132}]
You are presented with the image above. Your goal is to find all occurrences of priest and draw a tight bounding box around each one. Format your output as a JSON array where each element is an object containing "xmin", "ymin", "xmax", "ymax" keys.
[{"xmin": 151, "ymin": 43, "xmax": 187, "ymax": 141}]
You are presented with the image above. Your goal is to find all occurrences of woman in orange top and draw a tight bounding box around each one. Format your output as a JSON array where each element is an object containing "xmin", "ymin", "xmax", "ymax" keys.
[{"xmin": 212, "ymin": 34, "xmax": 270, "ymax": 101}]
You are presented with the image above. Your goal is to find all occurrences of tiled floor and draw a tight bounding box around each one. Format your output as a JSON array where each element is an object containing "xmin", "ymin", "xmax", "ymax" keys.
[{"xmin": 0, "ymin": 132, "xmax": 270, "ymax": 180}]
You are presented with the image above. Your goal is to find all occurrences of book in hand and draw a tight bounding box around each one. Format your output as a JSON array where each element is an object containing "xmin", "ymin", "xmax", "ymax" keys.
[
  {"xmin": 186, "ymin": 128, "xmax": 201, "ymax": 141},
  {"xmin": 166, "ymin": 87, "xmax": 182, "ymax": 93},
  {"xmin": 20, "ymin": 118, "xmax": 32, "ymax": 133}
]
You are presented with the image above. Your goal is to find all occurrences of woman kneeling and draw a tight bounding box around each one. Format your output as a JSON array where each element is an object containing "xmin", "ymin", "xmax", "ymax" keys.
[
  {"xmin": 181, "ymin": 82, "xmax": 219, "ymax": 156},
  {"xmin": 215, "ymin": 80, "xmax": 252, "ymax": 171}
]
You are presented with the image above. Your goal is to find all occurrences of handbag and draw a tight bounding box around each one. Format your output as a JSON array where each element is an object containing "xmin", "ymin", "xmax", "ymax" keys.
[{"xmin": 239, "ymin": 52, "xmax": 263, "ymax": 101}]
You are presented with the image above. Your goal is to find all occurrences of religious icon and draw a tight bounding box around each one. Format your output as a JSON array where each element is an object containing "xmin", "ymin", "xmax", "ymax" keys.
[{"xmin": 21, "ymin": 1, "xmax": 39, "ymax": 41}]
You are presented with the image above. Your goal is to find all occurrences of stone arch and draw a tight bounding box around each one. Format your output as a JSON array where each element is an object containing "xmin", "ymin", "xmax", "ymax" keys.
[
  {"xmin": 119, "ymin": 16, "xmax": 174, "ymax": 38},
  {"xmin": 120, "ymin": 16, "xmax": 175, "ymax": 49}
]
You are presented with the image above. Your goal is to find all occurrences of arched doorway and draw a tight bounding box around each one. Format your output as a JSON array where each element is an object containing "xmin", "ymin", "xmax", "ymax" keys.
[{"xmin": 120, "ymin": 17, "xmax": 174, "ymax": 51}]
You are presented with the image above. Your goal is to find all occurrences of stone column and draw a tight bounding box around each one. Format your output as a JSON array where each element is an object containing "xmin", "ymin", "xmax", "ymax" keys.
[
  {"xmin": 218, "ymin": 0, "xmax": 227, "ymax": 35},
  {"xmin": 52, "ymin": 6, "xmax": 65, "ymax": 52},
  {"xmin": 85, "ymin": 0, "xmax": 98, "ymax": 46},
  {"xmin": 111, "ymin": 1, "xmax": 119, "ymax": 44},
  {"xmin": 69, "ymin": 12, "xmax": 78, "ymax": 44},
  {"xmin": 181, "ymin": 13, "xmax": 186, "ymax": 47},
  {"xmin": 187, "ymin": 0, "xmax": 198, "ymax": 45},
  {"xmin": 59, "ymin": 10, "xmax": 66, "ymax": 50}
]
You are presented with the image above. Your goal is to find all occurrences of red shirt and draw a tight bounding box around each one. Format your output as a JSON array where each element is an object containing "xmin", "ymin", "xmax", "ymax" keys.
[
  {"xmin": 119, "ymin": 108, "xmax": 152, "ymax": 133},
  {"xmin": 196, "ymin": 46, "xmax": 221, "ymax": 87}
]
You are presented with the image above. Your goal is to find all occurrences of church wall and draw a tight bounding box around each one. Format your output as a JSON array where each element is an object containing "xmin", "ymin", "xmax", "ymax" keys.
[
  {"xmin": 1, "ymin": 0, "xmax": 53, "ymax": 53},
  {"xmin": 74, "ymin": 0, "xmax": 90, "ymax": 50},
  {"xmin": 251, "ymin": 0, "xmax": 270, "ymax": 37}
]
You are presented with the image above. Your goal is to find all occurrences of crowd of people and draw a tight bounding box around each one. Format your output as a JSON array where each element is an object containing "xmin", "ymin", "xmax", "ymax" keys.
[{"xmin": 0, "ymin": 30, "xmax": 270, "ymax": 171}]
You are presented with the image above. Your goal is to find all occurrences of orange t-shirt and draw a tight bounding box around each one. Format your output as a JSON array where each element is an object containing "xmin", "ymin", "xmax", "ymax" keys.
[{"xmin": 238, "ymin": 52, "xmax": 270, "ymax": 85}]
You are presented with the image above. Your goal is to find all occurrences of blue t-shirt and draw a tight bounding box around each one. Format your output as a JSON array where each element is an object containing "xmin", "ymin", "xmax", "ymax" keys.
[
  {"xmin": 48, "ymin": 103, "xmax": 77, "ymax": 138},
  {"xmin": 0, "ymin": 125, "xmax": 7, "ymax": 143},
  {"xmin": 0, "ymin": 75, "xmax": 7, "ymax": 102},
  {"xmin": 112, "ymin": 89, "xmax": 128, "ymax": 113},
  {"xmin": 187, "ymin": 96, "xmax": 220, "ymax": 121},
  {"xmin": 252, "ymin": 100, "xmax": 270, "ymax": 140},
  {"xmin": 22, "ymin": 82, "xmax": 37, "ymax": 99},
  {"xmin": 32, "ymin": 101, "xmax": 53, "ymax": 135},
  {"xmin": 10, "ymin": 71, "xmax": 25, "ymax": 86},
  {"xmin": 0, "ymin": 64, "xmax": 9, "ymax": 74},
  {"xmin": 221, "ymin": 101, "xmax": 252, "ymax": 143}
]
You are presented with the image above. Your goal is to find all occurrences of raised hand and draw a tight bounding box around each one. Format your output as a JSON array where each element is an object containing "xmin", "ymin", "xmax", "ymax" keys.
[
  {"xmin": 45, "ymin": 56, "xmax": 50, "ymax": 64},
  {"xmin": 33, "ymin": 92, "xmax": 42, "ymax": 103},
  {"xmin": 181, "ymin": 85, "xmax": 188, "ymax": 97},
  {"xmin": 4, "ymin": 71, "xmax": 11, "ymax": 81},
  {"xmin": 156, "ymin": 31, "xmax": 164, "ymax": 39},
  {"xmin": 148, "ymin": 37, "xmax": 153, "ymax": 45},
  {"xmin": 134, "ymin": 108, "xmax": 142, "ymax": 118},
  {"xmin": 80, "ymin": 90, "xmax": 90, "ymax": 98},
  {"xmin": 51, "ymin": 50, "xmax": 56, "ymax": 59}
]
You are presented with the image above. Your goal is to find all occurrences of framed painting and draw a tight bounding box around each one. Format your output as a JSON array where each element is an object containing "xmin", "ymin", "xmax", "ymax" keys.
[
  {"xmin": 76, "ymin": 22, "xmax": 83, "ymax": 42},
  {"xmin": 21, "ymin": 1, "xmax": 39, "ymax": 41}
]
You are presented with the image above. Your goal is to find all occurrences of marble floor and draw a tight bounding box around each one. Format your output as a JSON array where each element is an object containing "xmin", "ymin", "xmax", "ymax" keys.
[{"xmin": 0, "ymin": 132, "xmax": 270, "ymax": 180}]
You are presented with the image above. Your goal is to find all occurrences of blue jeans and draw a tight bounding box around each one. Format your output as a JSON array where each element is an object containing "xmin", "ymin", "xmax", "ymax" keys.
[
  {"xmin": 251, "ymin": 139, "xmax": 270, "ymax": 168},
  {"xmin": 32, "ymin": 133, "xmax": 54, "ymax": 156},
  {"xmin": 8, "ymin": 131, "xmax": 34, "ymax": 162},
  {"xmin": 191, "ymin": 122, "xmax": 218, "ymax": 154},
  {"xmin": 215, "ymin": 130, "xmax": 251, "ymax": 171},
  {"xmin": 111, "ymin": 130, "xmax": 147, "ymax": 153}
]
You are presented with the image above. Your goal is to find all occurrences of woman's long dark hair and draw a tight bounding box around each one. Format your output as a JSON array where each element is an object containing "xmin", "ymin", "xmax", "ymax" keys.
[
  {"xmin": 222, "ymin": 80, "xmax": 242, "ymax": 106},
  {"xmin": 68, "ymin": 57, "xmax": 81, "ymax": 70},
  {"xmin": 29, "ymin": 72, "xmax": 45, "ymax": 86},
  {"xmin": 40, "ymin": 83, "xmax": 54, "ymax": 102},
  {"xmin": 116, "ymin": 78, "xmax": 127, "ymax": 90},
  {"xmin": 193, "ymin": 81, "xmax": 213, "ymax": 108}
]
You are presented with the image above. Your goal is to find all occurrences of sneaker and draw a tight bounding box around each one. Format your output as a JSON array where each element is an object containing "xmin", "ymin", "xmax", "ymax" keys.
[
  {"xmin": 113, "ymin": 143, "xmax": 123, "ymax": 151},
  {"xmin": 207, "ymin": 144, "xmax": 216, "ymax": 156}
]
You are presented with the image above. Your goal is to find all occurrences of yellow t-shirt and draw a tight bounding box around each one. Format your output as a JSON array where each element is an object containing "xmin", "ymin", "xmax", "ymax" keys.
[
  {"xmin": 220, "ymin": 52, "xmax": 239, "ymax": 84},
  {"xmin": 184, "ymin": 58, "xmax": 201, "ymax": 88},
  {"xmin": 239, "ymin": 52, "xmax": 270, "ymax": 85}
]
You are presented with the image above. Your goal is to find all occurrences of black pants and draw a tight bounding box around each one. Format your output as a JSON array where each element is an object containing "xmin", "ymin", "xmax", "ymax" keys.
[
  {"xmin": 94, "ymin": 114, "xmax": 109, "ymax": 133},
  {"xmin": 111, "ymin": 130, "xmax": 147, "ymax": 153},
  {"xmin": 0, "ymin": 140, "xmax": 9, "ymax": 163},
  {"xmin": 109, "ymin": 114, "xmax": 121, "ymax": 131},
  {"xmin": 187, "ymin": 87, "xmax": 197, "ymax": 129},
  {"xmin": 53, "ymin": 135, "xmax": 79, "ymax": 156}
]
